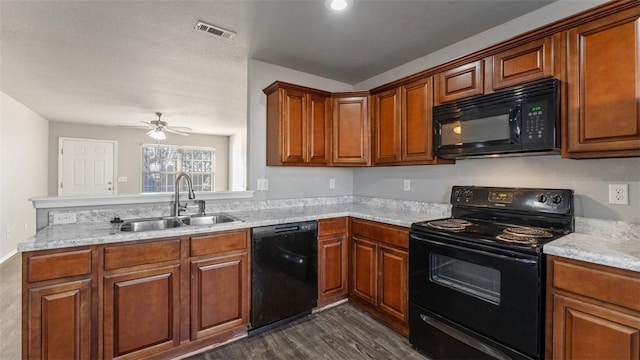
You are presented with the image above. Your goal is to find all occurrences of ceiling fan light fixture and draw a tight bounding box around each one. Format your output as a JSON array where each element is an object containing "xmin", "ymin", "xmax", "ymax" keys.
[
  {"xmin": 148, "ymin": 128, "xmax": 166, "ymax": 140},
  {"xmin": 326, "ymin": 0, "xmax": 352, "ymax": 12}
]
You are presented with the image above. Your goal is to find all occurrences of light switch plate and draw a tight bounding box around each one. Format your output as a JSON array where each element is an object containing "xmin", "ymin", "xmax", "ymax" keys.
[{"xmin": 257, "ymin": 178, "xmax": 269, "ymax": 191}]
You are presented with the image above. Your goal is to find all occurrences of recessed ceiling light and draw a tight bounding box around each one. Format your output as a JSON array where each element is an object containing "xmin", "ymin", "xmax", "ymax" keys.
[{"xmin": 326, "ymin": 0, "xmax": 352, "ymax": 12}]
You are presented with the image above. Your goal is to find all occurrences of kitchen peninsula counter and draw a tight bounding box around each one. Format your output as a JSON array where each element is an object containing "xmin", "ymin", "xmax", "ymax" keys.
[{"xmin": 18, "ymin": 202, "xmax": 445, "ymax": 252}]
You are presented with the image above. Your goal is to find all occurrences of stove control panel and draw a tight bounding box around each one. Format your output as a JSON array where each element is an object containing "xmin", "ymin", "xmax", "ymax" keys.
[{"xmin": 451, "ymin": 186, "xmax": 573, "ymax": 214}]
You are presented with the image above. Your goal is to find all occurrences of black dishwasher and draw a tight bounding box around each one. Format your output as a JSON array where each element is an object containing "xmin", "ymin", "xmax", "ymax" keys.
[{"xmin": 249, "ymin": 220, "xmax": 318, "ymax": 336}]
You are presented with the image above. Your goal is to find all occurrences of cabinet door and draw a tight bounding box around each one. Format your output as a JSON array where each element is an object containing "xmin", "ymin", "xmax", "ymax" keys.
[
  {"xmin": 373, "ymin": 88, "xmax": 401, "ymax": 164},
  {"xmin": 308, "ymin": 93, "xmax": 331, "ymax": 164},
  {"xmin": 350, "ymin": 237, "xmax": 377, "ymax": 305},
  {"xmin": 281, "ymin": 88, "xmax": 307, "ymax": 164},
  {"xmin": 552, "ymin": 294, "xmax": 640, "ymax": 360},
  {"xmin": 565, "ymin": 7, "xmax": 640, "ymax": 157},
  {"xmin": 26, "ymin": 280, "xmax": 92, "ymax": 360},
  {"xmin": 190, "ymin": 253, "xmax": 248, "ymax": 340},
  {"xmin": 401, "ymin": 77, "xmax": 435, "ymax": 162},
  {"xmin": 378, "ymin": 246, "xmax": 408, "ymax": 323},
  {"xmin": 318, "ymin": 234, "xmax": 348, "ymax": 302},
  {"xmin": 103, "ymin": 265, "xmax": 180, "ymax": 360},
  {"xmin": 492, "ymin": 36, "xmax": 554, "ymax": 90},
  {"xmin": 436, "ymin": 60, "xmax": 484, "ymax": 103},
  {"xmin": 332, "ymin": 95, "xmax": 370, "ymax": 166}
]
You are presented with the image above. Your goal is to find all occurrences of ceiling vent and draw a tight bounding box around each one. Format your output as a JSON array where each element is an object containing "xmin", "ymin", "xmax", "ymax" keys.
[{"xmin": 195, "ymin": 21, "xmax": 236, "ymax": 40}]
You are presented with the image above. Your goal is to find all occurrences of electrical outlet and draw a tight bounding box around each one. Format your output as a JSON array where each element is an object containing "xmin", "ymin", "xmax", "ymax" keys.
[
  {"xmin": 608, "ymin": 183, "xmax": 629, "ymax": 205},
  {"xmin": 53, "ymin": 212, "xmax": 77, "ymax": 224},
  {"xmin": 403, "ymin": 179, "xmax": 411, "ymax": 192},
  {"xmin": 257, "ymin": 178, "xmax": 269, "ymax": 191},
  {"xmin": 329, "ymin": 179, "xmax": 336, "ymax": 189}
]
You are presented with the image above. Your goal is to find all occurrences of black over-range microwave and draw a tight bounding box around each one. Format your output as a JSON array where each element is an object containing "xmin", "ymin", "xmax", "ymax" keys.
[{"xmin": 433, "ymin": 78, "xmax": 560, "ymax": 159}]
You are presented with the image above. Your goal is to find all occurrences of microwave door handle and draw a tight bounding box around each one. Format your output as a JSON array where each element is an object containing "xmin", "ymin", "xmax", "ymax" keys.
[{"xmin": 509, "ymin": 104, "xmax": 521, "ymax": 143}]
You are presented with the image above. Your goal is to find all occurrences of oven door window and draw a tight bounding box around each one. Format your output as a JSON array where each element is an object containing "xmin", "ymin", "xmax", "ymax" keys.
[{"xmin": 429, "ymin": 253, "xmax": 500, "ymax": 305}]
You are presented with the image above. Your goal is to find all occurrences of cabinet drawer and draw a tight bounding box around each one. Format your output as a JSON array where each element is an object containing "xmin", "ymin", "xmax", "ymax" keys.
[
  {"xmin": 318, "ymin": 217, "xmax": 347, "ymax": 236},
  {"xmin": 551, "ymin": 257, "xmax": 640, "ymax": 311},
  {"xmin": 104, "ymin": 238, "xmax": 181, "ymax": 270},
  {"xmin": 27, "ymin": 249, "xmax": 92, "ymax": 282},
  {"xmin": 190, "ymin": 230, "xmax": 249, "ymax": 257},
  {"xmin": 351, "ymin": 219, "xmax": 408, "ymax": 249}
]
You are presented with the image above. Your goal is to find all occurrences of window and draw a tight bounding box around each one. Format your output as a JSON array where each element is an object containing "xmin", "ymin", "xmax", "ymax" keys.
[{"xmin": 142, "ymin": 144, "xmax": 215, "ymax": 193}]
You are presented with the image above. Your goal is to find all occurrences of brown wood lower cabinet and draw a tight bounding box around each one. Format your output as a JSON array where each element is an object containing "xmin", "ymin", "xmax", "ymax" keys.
[
  {"xmin": 103, "ymin": 265, "xmax": 181, "ymax": 360},
  {"xmin": 349, "ymin": 218, "xmax": 409, "ymax": 335},
  {"xmin": 546, "ymin": 256, "xmax": 640, "ymax": 360},
  {"xmin": 317, "ymin": 218, "xmax": 349, "ymax": 307},
  {"xmin": 25, "ymin": 279, "xmax": 92, "ymax": 360},
  {"xmin": 190, "ymin": 253, "xmax": 248, "ymax": 340},
  {"xmin": 22, "ymin": 230, "xmax": 250, "ymax": 360}
]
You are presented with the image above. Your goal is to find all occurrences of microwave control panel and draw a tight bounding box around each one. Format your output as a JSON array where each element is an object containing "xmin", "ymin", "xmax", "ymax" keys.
[{"xmin": 521, "ymin": 97, "xmax": 556, "ymax": 149}]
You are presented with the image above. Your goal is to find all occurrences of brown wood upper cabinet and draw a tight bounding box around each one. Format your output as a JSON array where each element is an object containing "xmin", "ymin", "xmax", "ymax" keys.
[
  {"xmin": 264, "ymin": 81, "xmax": 331, "ymax": 166},
  {"xmin": 546, "ymin": 256, "xmax": 640, "ymax": 360},
  {"xmin": 437, "ymin": 35, "xmax": 557, "ymax": 104},
  {"xmin": 436, "ymin": 60, "xmax": 485, "ymax": 104},
  {"xmin": 332, "ymin": 93, "xmax": 371, "ymax": 166},
  {"xmin": 373, "ymin": 77, "xmax": 452, "ymax": 165},
  {"xmin": 563, "ymin": 6, "xmax": 640, "ymax": 158},
  {"xmin": 491, "ymin": 36, "xmax": 555, "ymax": 90}
]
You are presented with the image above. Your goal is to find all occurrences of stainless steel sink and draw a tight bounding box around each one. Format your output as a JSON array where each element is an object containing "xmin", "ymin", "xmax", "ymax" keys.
[
  {"xmin": 118, "ymin": 213, "xmax": 242, "ymax": 232},
  {"xmin": 119, "ymin": 217, "xmax": 184, "ymax": 232},
  {"xmin": 182, "ymin": 213, "xmax": 241, "ymax": 226}
]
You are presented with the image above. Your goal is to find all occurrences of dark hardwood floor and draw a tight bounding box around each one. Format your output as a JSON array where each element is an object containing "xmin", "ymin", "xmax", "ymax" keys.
[{"xmin": 186, "ymin": 303, "xmax": 426, "ymax": 360}]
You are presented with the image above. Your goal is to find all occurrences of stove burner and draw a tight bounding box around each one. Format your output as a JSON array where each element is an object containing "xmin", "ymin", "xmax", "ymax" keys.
[
  {"xmin": 427, "ymin": 219, "xmax": 473, "ymax": 231},
  {"xmin": 496, "ymin": 234, "xmax": 540, "ymax": 245},
  {"xmin": 504, "ymin": 227, "xmax": 553, "ymax": 238}
]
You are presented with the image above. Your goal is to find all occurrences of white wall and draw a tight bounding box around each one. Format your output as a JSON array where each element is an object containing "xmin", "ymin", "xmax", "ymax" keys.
[
  {"xmin": 351, "ymin": 0, "xmax": 639, "ymax": 223},
  {"xmin": 0, "ymin": 92, "xmax": 49, "ymax": 261},
  {"xmin": 48, "ymin": 121, "xmax": 230, "ymax": 195},
  {"xmin": 247, "ymin": 59, "xmax": 355, "ymax": 200}
]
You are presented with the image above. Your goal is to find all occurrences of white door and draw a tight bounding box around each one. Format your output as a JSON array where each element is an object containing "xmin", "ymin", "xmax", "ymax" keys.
[{"xmin": 59, "ymin": 138, "xmax": 116, "ymax": 196}]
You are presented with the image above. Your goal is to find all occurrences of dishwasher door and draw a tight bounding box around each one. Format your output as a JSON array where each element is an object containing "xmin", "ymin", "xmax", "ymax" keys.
[{"xmin": 250, "ymin": 221, "xmax": 318, "ymax": 335}]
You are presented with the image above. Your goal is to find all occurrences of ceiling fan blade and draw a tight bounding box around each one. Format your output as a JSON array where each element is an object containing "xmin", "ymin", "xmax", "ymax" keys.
[
  {"xmin": 164, "ymin": 128, "xmax": 189, "ymax": 136},
  {"xmin": 117, "ymin": 125, "xmax": 151, "ymax": 129},
  {"xmin": 167, "ymin": 126, "xmax": 192, "ymax": 131}
]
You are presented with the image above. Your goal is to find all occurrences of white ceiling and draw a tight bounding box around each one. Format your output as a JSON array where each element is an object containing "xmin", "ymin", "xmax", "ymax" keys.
[{"xmin": 0, "ymin": 0, "xmax": 556, "ymax": 136}]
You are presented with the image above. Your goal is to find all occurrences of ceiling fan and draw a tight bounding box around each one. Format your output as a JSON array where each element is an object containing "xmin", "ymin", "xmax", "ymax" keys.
[{"xmin": 120, "ymin": 112, "xmax": 191, "ymax": 140}]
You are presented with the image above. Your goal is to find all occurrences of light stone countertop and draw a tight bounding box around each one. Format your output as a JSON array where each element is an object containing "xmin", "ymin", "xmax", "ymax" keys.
[
  {"xmin": 19, "ymin": 201, "xmax": 640, "ymax": 273},
  {"xmin": 18, "ymin": 203, "xmax": 443, "ymax": 252},
  {"xmin": 544, "ymin": 233, "xmax": 640, "ymax": 272}
]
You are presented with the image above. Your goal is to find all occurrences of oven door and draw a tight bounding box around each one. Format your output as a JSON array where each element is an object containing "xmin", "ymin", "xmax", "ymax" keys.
[{"xmin": 409, "ymin": 232, "xmax": 542, "ymax": 359}]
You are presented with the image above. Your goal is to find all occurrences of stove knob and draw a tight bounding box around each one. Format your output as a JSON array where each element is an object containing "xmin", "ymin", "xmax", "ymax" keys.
[
  {"xmin": 551, "ymin": 194, "xmax": 563, "ymax": 204},
  {"xmin": 537, "ymin": 194, "xmax": 548, "ymax": 203}
]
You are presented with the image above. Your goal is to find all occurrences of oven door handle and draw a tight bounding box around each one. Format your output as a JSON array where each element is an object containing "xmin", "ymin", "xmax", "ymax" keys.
[
  {"xmin": 419, "ymin": 314, "xmax": 513, "ymax": 360},
  {"xmin": 416, "ymin": 237, "xmax": 538, "ymax": 265}
]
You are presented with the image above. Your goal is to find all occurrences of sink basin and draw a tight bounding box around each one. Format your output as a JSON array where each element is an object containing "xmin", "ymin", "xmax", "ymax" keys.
[
  {"xmin": 119, "ymin": 217, "xmax": 184, "ymax": 232},
  {"xmin": 118, "ymin": 213, "xmax": 242, "ymax": 232},
  {"xmin": 182, "ymin": 213, "xmax": 241, "ymax": 226}
]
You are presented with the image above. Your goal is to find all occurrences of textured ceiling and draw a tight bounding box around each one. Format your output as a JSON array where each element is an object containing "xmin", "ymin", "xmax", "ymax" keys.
[{"xmin": 0, "ymin": 0, "xmax": 555, "ymax": 135}]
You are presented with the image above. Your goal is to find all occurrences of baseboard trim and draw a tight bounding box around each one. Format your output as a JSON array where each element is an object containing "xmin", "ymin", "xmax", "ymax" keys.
[{"xmin": 0, "ymin": 249, "xmax": 18, "ymax": 265}]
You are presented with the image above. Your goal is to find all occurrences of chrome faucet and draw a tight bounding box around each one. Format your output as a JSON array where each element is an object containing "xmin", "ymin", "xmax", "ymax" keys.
[{"xmin": 173, "ymin": 172, "xmax": 196, "ymax": 217}]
